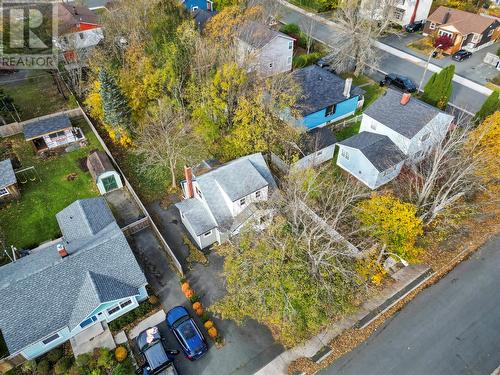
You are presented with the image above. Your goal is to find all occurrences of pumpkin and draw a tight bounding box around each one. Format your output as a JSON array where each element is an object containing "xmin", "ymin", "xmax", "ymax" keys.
[
  {"xmin": 208, "ymin": 327, "xmax": 218, "ymax": 338},
  {"xmin": 115, "ymin": 346, "xmax": 128, "ymax": 362},
  {"xmin": 195, "ymin": 307, "xmax": 204, "ymax": 316},
  {"xmin": 181, "ymin": 282, "xmax": 190, "ymax": 292},
  {"xmin": 184, "ymin": 288, "xmax": 195, "ymax": 298},
  {"xmin": 204, "ymin": 320, "xmax": 214, "ymax": 330},
  {"xmin": 192, "ymin": 302, "xmax": 202, "ymax": 311},
  {"xmin": 148, "ymin": 295, "xmax": 159, "ymax": 305}
]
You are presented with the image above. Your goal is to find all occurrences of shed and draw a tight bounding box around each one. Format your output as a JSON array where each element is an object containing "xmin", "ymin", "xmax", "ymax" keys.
[
  {"xmin": 86, "ymin": 151, "xmax": 123, "ymax": 195},
  {"xmin": 293, "ymin": 127, "xmax": 337, "ymax": 170},
  {"xmin": 0, "ymin": 159, "xmax": 20, "ymax": 200}
]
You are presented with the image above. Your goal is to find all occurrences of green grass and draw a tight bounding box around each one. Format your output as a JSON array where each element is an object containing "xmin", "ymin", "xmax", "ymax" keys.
[
  {"xmin": 361, "ymin": 84, "xmax": 386, "ymax": 110},
  {"xmin": 335, "ymin": 121, "xmax": 361, "ymax": 142},
  {"xmin": 0, "ymin": 118, "xmax": 102, "ymax": 251},
  {"xmin": 2, "ymin": 70, "xmax": 75, "ymax": 121}
]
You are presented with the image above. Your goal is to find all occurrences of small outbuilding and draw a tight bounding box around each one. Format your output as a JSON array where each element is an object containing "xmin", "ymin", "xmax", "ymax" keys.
[
  {"xmin": 293, "ymin": 127, "xmax": 337, "ymax": 170},
  {"xmin": 86, "ymin": 150, "xmax": 123, "ymax": 195},
  {"xmin": 0, "ymin": 159, "xmax": 20, "ymax": 201}
]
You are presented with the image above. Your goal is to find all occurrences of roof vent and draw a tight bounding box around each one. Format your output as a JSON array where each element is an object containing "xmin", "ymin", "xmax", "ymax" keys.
[
  {"xmin": 57, "ymin": 243, "xmax": 68, "ymax": 258},
  {"xmin": 401, "ymin": 92, "xmax": 411, "ymax": 105}
]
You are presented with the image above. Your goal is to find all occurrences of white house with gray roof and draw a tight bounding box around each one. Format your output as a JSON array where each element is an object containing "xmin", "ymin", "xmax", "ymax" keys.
[
  {"xmin": 336, "ymin": 90, "xmax": 454, "ymax": 189},
  {"xmin": 237, "ymin": 21, "xmax": 294, "ymax": 77},
  {"xmin": 176, "ymin": 153, "xmax": 277, "ymax": 249},
  {"xmin": 0, "ymin": 198, "xmax": 147, "ymax": 362}
]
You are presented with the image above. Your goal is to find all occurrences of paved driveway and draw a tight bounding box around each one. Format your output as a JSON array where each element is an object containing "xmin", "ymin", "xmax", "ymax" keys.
[{"xmin": 320, "ymin": 234, "xmax": 500, "ymax": 375}]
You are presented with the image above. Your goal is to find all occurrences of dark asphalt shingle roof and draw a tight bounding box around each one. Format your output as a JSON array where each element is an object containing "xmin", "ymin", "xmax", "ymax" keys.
[
  {"xmin": 339, "ymin": 132, "xmax": 406, "ymax": 171},
  {"xmin": 292, "ymin": 65, "xmax": 365, "ymax": 116},
  {"xmin": 238, "ymin": 21, "xmax": 293, "ymax": 49},
  {"xmin": 23, "ymin": 115, "xmax": 73, "ymax": 140},
  {"xmin": 0, "ymin": 197, "xmax": 147, "ymax": 354},
  {"xmin": 364, "ymin": 89, "xmax": 444, "ymax": 138},
  {"xmin": 0, "ymin": 159, "xmax": 16, "ymax": 189},
  {"xmin": 299, "ymin": 127, "xmax": 337, "ymax": 156}
]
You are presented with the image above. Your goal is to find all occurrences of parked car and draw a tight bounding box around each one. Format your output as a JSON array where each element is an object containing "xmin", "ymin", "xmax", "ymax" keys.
[
  {"xmin": 404, "ymin": 20, "xmax": 424, "ymax": 33},
  {"xmin": 452, "ymin": 49, "xmax": 472, "ymax": 61},
  {"xmin": 136, "ymin": 327, "xmax": 180, "ymax": 375},
  {"xmin": 166, "ymin": 306, "xmax": 208, "ymax": 361},
  {"xmin": 380, "ymin": 73, "xmax": 417, "ymax": 93}
]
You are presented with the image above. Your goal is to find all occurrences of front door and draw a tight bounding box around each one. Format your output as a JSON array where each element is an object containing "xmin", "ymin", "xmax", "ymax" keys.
[{"xmin": 102, "ymin": 175, "xmax": 118, "ymax": 192}]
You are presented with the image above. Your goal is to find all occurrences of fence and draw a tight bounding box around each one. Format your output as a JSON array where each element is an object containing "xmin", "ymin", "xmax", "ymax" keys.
[
  {"xmin": 78, "ymin": 107, "xmax": 185, "ymax": 276},
  {"xmin": 0, "ymin": 108, "xmax": 83, "ymax": 138},
  {"xmin": 327, "ymin": 114, "xmax": 362, "ymax": 132}
]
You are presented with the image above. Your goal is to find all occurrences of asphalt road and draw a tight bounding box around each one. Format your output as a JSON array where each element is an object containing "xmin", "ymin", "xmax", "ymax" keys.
[{"xmin": 320, "ymin": 234, "xmax": 500, "ymax": 375}]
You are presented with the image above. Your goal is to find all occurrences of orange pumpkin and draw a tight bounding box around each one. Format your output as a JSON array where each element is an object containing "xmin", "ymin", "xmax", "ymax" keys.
[
  {"xmin": 192, "ymin": 302, "xmax": 202, "ymax": 311},
  {"xmin": 184, "ymin": 288, "xmax": 194, "ymax": 298},
  {"xmin": 195, "ymin": 307, "xmax": 204, "ymax": 316},
  {"xmin": 204, "ymin": 320, "xmax": 214, "ymax": 330},
  {"xmin": 181, "ymin": 282, "xmax": 190, "ymax": 292},
  {"xmin": 208, "ymin": 327, "xmax": 218, "ymax": 338}
]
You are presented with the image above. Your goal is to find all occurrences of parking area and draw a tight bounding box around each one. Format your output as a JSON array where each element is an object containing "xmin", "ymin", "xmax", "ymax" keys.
[{"xmin": 105, "ymin": 188, "xmax": 146, "ymax": 228}]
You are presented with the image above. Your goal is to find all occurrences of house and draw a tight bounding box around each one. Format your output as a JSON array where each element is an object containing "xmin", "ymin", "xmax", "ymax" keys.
[
  {"xmin": 176, "ymin": 153, "xmax": 277, "ymax": 249},
  {"xmin": 182, "ymin": 0, "xmax": 213, "ymax": 12},
  {"xmin": 236, "ymin": 21, "xmax": 295, "ymax": 77},
  {"xmin": 192, "ymin": 8, "xmax": 216, "ymax": 31},
  {"xmin": 361, "ymin": 0, "xmax": 433, "ymax": 26},
  {"xmin": 23, "ymin": 114, "xmax": 86, "ymax": 155},
  {"xmin": 293, "ymin": 127, "xmax": 337, "ymax": 170},
  {"xmin": 289, "ymin": 65, "xmax": 364, "ymax": 129},
  {"xmin": 423, "ymin": 6, "xmax": 500, "ymax": 54},
  {"xmin": 0, "ymin": 159, "xmax": 20, "ymax": 201},
  {"xmin": 87, "ymin": 150, "xmax": 123, "ymax": 195},
  {"xmin": 336, "ymin": 89, "xmax": 454, "ymax": 189},
  {"xmin": 0, "ymin": 198, "xmax": 148, "ymax": 362}
]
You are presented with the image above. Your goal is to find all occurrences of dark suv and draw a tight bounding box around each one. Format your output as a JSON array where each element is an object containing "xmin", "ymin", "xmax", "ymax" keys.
[
  {"xmin": 380, "ymin": 73, "xmax": 417, "ymax": 93},
  {"xmin": 136, "ymin": 327, "xmax": 179, "ymax": 375},
  {"xmin": 452, "ymin": 49, "xmax": 472, "ymax": 61},
  {"xmin": 404, "ymin": 20, "xmax": 424, "ymax": 33}
]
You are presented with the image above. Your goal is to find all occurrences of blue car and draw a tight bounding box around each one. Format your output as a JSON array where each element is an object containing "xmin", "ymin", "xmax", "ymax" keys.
[{"xmin": 166, "ymin": 306, "xmax": 208, "ymax": 360}]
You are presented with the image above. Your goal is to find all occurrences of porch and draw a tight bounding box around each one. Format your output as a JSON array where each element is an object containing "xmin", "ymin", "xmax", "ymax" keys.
[{"xmin": 70, "ymin": 321, "xmax": 116, "ymax": 357}]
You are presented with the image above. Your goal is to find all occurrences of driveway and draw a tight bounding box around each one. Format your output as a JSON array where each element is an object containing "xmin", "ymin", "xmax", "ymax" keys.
[{"xmin": 320, "ymin": 234, "xmax": 500, "ymax": 375}]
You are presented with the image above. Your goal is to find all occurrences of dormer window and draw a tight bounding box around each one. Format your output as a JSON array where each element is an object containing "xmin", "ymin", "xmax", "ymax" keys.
[
  {"xmin": 195, "ymin": 187, "xmax": 203, "ymax": 200},
  {"xmin": 255, "ymin": 190, "xmax": 261, "ymax": 199},
  {"xmin": 239, "ymin": 198, "xmax": 246, "ymax": 206},
  {"xmin": 325, "ymin": 104, "xmax": 336, "ymax": 117}
]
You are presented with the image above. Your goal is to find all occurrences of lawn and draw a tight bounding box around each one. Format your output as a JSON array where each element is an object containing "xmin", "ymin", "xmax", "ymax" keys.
[
  {"xmin": 2, "ymin": 70, "xmax": 75, "ymax": 121},
  {"xmin": 0, "ymin": 117, "xmax": 101, "ymax": 252},
  {"xmin": 335, "ymin": 121, "xmax": 361, "ymax": 142}
]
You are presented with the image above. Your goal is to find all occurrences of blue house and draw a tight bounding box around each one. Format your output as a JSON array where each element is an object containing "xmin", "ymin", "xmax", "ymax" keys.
[
  {"xmin": 290, "ymin": 65, "xmax": 365, "ymax": 129},
  {"xmin": 0, "ymin": 198, "xmax": 148, "ymax": 362},
  {"xmin": 182, "ymin": 0, "xmax": 213, "ymax": 12}
]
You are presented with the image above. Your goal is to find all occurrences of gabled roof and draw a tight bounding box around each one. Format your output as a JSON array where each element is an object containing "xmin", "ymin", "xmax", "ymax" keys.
[
  {"xmin": 364, "ymin": 89, "xmax": 451, "ymax": 139},
  {"xmin": 299, "ymin": 127, "xmax": 337, "ymax": 156},
  {"xmin": 292, "ymin": 65, "xmax": 365, "ymax": 116},
  {"xmin": 0, "ymin": 159, "xmax": 16, "ymax": 189},
  {"xmin": 87, "ymin": 150, "xmax": 115, "ymax": 181},
  {"xmin": 339, "ymin": 132, "xmax": 406, "ymax": 171},
  {"xmin": 237, "ymin": 21, "xmax": 294, "ymax": 49},
  {"xmin": 23, "ymin": 114, "xmax": 73, "ymax": 140},
  {"xmin": 427, "ymin": 6, "xmax": 498, "ymax": 34},
  {"xmin": 58, "ymin": 3, "xmax": 100, "ymax": 33},
  {"xmin": 0, "ymin": 197, "xmax": 147, "ymax": 355}
]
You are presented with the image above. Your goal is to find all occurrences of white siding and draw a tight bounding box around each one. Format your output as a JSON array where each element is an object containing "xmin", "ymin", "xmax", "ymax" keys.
[
  {"xmin": 406, "ymin": 113, "xmax": 452, "ymax": 161},
  {"xmin": 360, "ymin": 115, "xmax": 411, "ymax": 154},
  {"xmin": 237, "ymin": 36, "xmax": 293, "ymax": 77},
  {"xmin": 231, "ymin": 186, "xmax": 269, "ymax": 216},
  {"xmin": 336, "ymin": 145, "xmax": 380, "ymax": 189},
  {"xmin": 43, "ymin": 129, "xmax": 77, "ymax": 149},
  {"xmin": 293, "ymin": 144, "xmax": 335, "ymax": 170}
]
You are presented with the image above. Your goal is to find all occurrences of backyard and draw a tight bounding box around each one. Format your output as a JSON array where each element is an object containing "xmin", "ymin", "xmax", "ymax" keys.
[{"xmin": 0, "ymin": 117, "xmax": 102, "ymax": 252}]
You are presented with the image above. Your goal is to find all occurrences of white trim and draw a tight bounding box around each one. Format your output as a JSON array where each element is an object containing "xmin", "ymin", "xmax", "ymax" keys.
[
  {"xmin": 0, "ymin": 187, "xmax": 10, "ymax": 197},
  {"xmin": 41, "ymin": 332, "xmax": 61, "ymax": 346}
]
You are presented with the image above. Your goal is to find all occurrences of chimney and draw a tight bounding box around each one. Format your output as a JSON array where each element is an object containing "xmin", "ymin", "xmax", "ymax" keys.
[
  {"xmin": 401, "ymin": 92, "xmax": 411, "ymax": 105},
  {"xmin": 184, "ymin": 166, "xmax": 194, "ymax": 199},
  {"xmin": 442, "ymin": 11, "xmax": 450, "ymax": 24},
  {"xmin": 343, "ymin": 78, "xmax": 353, "ymax": 98},
  {"xmin": 57, "ymin": 243, "xmax": 68, "ymax": 258}
]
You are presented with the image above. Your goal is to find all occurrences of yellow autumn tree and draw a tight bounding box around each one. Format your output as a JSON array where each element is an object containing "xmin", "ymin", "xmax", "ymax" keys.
[
  {"xmin": 356, "ymin": 194, "xmax": 423, "ymax": 262},
  {"xmin": 204, "ymin": 5, "xmax": 263, "ymax": 43},
  {"xmin": 84, "ymin": 80, "xmax": 104, "ymax": 122}
]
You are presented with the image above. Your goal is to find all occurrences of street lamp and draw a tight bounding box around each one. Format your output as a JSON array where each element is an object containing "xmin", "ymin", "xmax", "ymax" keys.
[{"xmin": 418, "ymin": 43, "xmax": 442, "ymax": 92}]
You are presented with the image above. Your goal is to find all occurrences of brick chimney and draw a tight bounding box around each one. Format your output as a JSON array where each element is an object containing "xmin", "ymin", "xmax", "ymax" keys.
[
  {"xmin": 57, "ymin": 243, "xmax": 68, "ymax": 258},
  {"xmin": 442, "ymin": 11, "xmax": 451, "ymax": 24},
  {"xmin": 184, "ymin": 166, "xmax": 194, "ymax": 199},
  {"xmin": 343, "ymin": 78, "xmax": 353, "ymax": 99},
  {"xmin": 401, "ymin": 92, "xmax": 411, "ymax": 105}
]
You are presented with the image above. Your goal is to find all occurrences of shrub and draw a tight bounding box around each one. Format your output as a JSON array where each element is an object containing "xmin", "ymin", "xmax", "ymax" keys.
[
  {"xmin": 46, "ymin": 347, "xmax": 64, "ymax": 363},
  {"xmin": 54, "ymin": 357, "xmax": 73, "ymax": 375},
  {"xmin": 148, "ymin": 295, "xmax": 159, "ymax": 305},
  {"xmin": 189, "ymin": 295, "xmax": 200, "ymax": 303},
  {"xmin": 111, "ymin": 359, "xmax": 134, "ymax": 375},
  {"xmin": 75, "ymin": 353, "xmax": 93, "ymax": 368},
  {"xmin": 114, "ymin": 346, "xmax": 128, "ymax": 362},
  {"xmin": 21, "ymin": 360, "xmax": 36, "ymax": 374},
  {"xmin": 36, "ymin": 360, "xmax": 50, "ymax": 375},
  {"xmin": 280, "ymin": 23, "xmax": 301, "ymax": 36},
  {"xmin": 292, "ymin": 52, "xmax": 322, "ymax": 69},
  {"xmin": 434, "ymin": 35, "xmax": 453, "ymax": 50},
  {"xmin": 108, "ymin": 300, "xmax": 157, "ymax": 332},
  {"xmin": 97, "ymin": 348, "xmax": 116, "ymax": 369}
]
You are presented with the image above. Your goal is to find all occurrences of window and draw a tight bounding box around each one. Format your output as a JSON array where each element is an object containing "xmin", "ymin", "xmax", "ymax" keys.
[
  {"xmin": 413, "ymin": 150, "xmax": 423, "ymax": 159},
  {"xmin": 325, "ymin": 104, "xmax": 336, "ymax": 117},
  {"xmin": 120, "ymin": 299, "xmax": 132, "ymax": 308},
  {"xmin": 0, "ymin": 188, "xmax": 9, "ymax": 197},
  {"xmin": 429, "ymin": 22, "xmax": 436, "ymax": 30},
  {"xmin": 203, "ymin": 230, "xmax": 212, "ymax": 237},
  {"xmin": 107, "ymin": 299, "xmax": 133, "ymax": 316},
  {"xmin": 239, "ymin": 198, "xmax": 246, "ymax": 206},
  {"xmin": 78, "ymin": 32, "xmax": 84, "ymax": 40},
  {"xmin": 255, "ymin": 190, "xmax": 261, "ymax": 199},
  {"xmin": 269, "ymin": 62, "xmax": 273, "ymax": 68},
  {"xmin": 392, "ymin": 8, "xmax": 405, "ymax": 21},
  {"xmin": 488, "ymin": 29, "xmax": 494, "ymax": 37},
  {"xmin": 471, "ymin": 33, "xmax": 481, "ymax": 43},
  {"xmin": 438, "ymin": 30, "xmax": 453, "ymax": 39},
  {"xmin": 42, "ymin": 333, "xmax": 60, "ymax": 345},
  {"xmin": 341, "ymin": 149, "xmax": 349, "ymax": 160},
  {"xmin": 288, "ymin": 41, "xmax": 293, "ymax": 49},
  {"xmin": 287, "ymin": 56, "xmax": 292, "ymax": 64},
  {"xmin": 195, "ymin": 187, "xmax": 203, "ymax": 200},
  {"xmin": 80, "ymin": 316, "xmax": 97, "ymax": 329},
  {"xmin": 49, "ymin": 131, "xmax": 66, "ymax": 139},
  {"xmin": 107, "ymin": 305, "xmax": 120, "ymax": 315},
  {"xmin": 420, "ymin": 132, "xmax": 430, "ymax": 142},
  {"xmin": 192, "ymin": 5, "xmax": 199, "ymax": 10},
  {"xmin": 316, "ymin": 150, "xmax": 323, "ymax": 156}
]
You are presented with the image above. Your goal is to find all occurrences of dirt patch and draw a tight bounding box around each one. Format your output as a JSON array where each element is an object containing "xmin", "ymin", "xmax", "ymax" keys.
[{"xmin": 66, "ymin": 172, "xmax": 78, "ymax": 181}]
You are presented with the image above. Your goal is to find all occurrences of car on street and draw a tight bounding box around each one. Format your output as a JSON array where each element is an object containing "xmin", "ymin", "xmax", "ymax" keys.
[
  {"xmin": 404, "ymin": 20, "xmax": 424, "ymax": 33},
  {"xmin": 136, "ymin": 326, "xmax": 180, "ymax": 375},
  {"xmin": 380, "ymin": 73, "xmax": 417, "ymax": 93},
  {"xmin": 452, "ymin": 49, "xmax": 472, "ymax": 61},
  {"xmin": 166, "ymin": 306, "xmax": 208, "ymax": 361}
]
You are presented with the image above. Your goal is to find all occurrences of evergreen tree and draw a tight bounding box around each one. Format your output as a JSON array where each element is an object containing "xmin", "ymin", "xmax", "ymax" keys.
[
  {"xmin": 0, "ymin": 89, "xmax": 20, "ymax": 123},
  {"xmin": 472, "ymin": 91, "xmax": 500, "ymax": 125},
  {"xmin": 99, "ymin": 70, "xmax": 131, "ymax": 135},
  {"xmin": 422, "ymin": 64, "xmax": 455, "ymax": 109}
]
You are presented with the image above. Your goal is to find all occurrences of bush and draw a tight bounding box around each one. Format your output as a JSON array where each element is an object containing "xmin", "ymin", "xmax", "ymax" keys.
[
  {"xmin": 97, "ymin": 348, "xmax": 116, "ymax": 369},
  {"xmin": 111, "ymin": 358, "xmax": 135, "ymax": 375},
  {"xmin": 108, "ymin": 300, "xmax": 157, "ymax": 332},
  {"xmin": 36, "ymin": 360, "xmax": 50, "ymax": 375},
  {"xmin": 148, "ymin": 295, "xmax": 159, "ymax": 305},
  {"xmin": 20, "ymin": 360, "xmax": 36, "ymax": 374},
  {"xmin": 293, "ymin": 52, "xmax": 322, "ymax": 69},
  {"xmin": 75, "ymin": 353, "xmax": 93, "ymax": 368},
  {"xmin": 114, "ymin": 346, "xmax": 128, "ymax": 362},
  {"xmin": 54, "ymin": 357, "xmax": 73, "ymax": 375},
  {"xmin": 280, "ymin": 23, "xmax": 301, "ymax": 36},
  {"xmin": 46, "ymin": 347, "xmax": 64, "ymax": 363}
]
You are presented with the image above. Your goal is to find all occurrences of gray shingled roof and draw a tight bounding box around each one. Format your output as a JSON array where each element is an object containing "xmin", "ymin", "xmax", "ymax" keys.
[
  {"xmin": 292, "ymin": 65, "xmax": 365, "ymax": 116},
  {"xmin": 192, "ymin": 9, "xmax": 216, "ymax": 31},
  {"xmin": 364, "ymin": 89, "xmax": 446, "ymax": 138},
  {"xmin": 299, "ymin": 127, "xmax": 337, "ymax": 156},
  {"xmin": 238, "ymin": 21, "xmax": 293, "ymax": 49},
  {"xmin": 175, "ymin": 198, "xmax": 217, "ymax": 236},
  {"xmin": 0, "ymin": 197, "xmax": 147, "ymax": 355},
  {"xmin": 176, "ymin": 153, "xmax": 276, "ymax": 233},
  {"xmin": 339, "ymin": 132, "xmax": 406, "ymax": 171},
  {"xmin": 23, "ymin": 115, "xmax": 72, "ymax": 140},
  {"xmin": 0, "ymin": 159, "xmax": 16, "ymax": 189}
]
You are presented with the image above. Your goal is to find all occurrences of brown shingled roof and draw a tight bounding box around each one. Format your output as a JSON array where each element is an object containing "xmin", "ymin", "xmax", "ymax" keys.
[
  {"xmin": 428, "ymin": 6, "xmax": 498, "ymax": 34},
  {"xmin": 86, "ymin": 151, "xmax": 115, "ymax": 181}
]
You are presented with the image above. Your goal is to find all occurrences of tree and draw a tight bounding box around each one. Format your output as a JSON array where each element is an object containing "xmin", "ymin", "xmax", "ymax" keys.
[
  {"xmin": 204, "ymin": 5, "xmax": 263, "ymax": 44},
  {"xmin": 329, "ymin": 0, "xmax": 397, "ymax": 75},
  {"xmin": 134, "ymin": 100, "xmax": 198, "ymax": 189},
  {"xmin": 99, "ymin": 70, "xmax": 132, "ymax": 145},
  {"xmin": 422, "ymin": 64, "xmax": 455, "ymax": 109},
  {"xmin": 433, "ymin": 34, "xmax": 453, "ymax": 50},
  {"xmin": 0, "ymin": 89, "xmax": 20, "ymax": 123},
  {"xmin": 472, "ymin": 91, "xmax": 500, "ymax": 125}
]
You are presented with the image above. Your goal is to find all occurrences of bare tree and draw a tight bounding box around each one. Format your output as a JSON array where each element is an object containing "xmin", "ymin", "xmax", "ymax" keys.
[
  {"xmin": 299, "ymin": 18, "xmax": 315, "ymax": 54},
  {"xmin": 329, "ymin": 0, "xmax": 397, "ymax": 75}
]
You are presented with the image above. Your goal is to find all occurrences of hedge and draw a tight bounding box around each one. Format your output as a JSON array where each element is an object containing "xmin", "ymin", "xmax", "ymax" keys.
[
  {"xmin": 293, "ymin": 52, "xmax": 322, "ymax": 68},
  {"xmin": 108, "ymin": 300, "xmax": 159, "ymax": 333}
]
